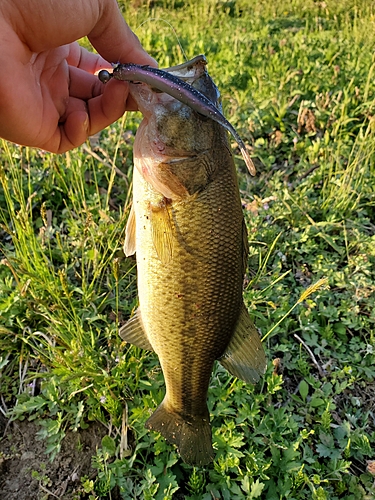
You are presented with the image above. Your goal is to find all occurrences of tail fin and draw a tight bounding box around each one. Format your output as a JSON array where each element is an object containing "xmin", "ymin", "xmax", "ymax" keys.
[{"xmin": 145, "ymin": 400, "xmax": 213, "ymax": 466}]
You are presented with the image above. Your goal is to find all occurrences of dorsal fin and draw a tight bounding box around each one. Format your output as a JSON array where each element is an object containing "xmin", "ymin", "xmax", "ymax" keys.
[{"xmin": 242, "ymin": 219, "xmax": 249, "ymax": 274}]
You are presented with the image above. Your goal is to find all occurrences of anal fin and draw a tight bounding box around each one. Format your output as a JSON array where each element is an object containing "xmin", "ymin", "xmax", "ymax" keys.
[
  {"xmin": 119, "ymin": 308, "xmax": 154, "ymax": 351},
  {"xmin": 219, "ymin": 303, "xmax": 266, "ymax": 383}
]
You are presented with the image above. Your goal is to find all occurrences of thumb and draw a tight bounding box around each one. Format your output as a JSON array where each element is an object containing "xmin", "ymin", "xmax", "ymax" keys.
[{"xmin": 57, "ymin": 110, "xmax": 89, "ymax": 153}]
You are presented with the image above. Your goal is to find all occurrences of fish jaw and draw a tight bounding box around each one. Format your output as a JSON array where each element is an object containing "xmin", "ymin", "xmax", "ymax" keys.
[
  {"xmin": 130, "ymin": 61, "xmax": 220, "ymax": 201},
  {"xmin": 132, "ymin": 111, "xmax": 202, "ymax": 200}
]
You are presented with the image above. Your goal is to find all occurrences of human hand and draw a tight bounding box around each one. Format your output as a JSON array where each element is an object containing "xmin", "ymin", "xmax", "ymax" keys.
[{"xmin": 0, "ymin": 0, "xmax": 156, "ymax": 153}]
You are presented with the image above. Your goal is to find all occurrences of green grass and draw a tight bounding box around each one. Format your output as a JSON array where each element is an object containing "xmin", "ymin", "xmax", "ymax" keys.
[{"xmin": 1, "ymin": 0, "xmax": 375, "ymax": 498}]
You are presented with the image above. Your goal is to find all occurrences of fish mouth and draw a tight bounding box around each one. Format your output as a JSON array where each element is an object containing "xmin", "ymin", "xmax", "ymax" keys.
[
  {"xmin": 98, "ymin": 55, "xmax": 255, "ymax": 174},
  {"xmin": 161, "ymin": 55, "xmax": 220, "ymax": 106},
  {"xmin": 162, "ymin": 54, "xmax": 207, "ymax": 71},
  {"xmin": 161, "ymin": 55, "xmax": 207, "ymax": 80},
  {"xmin": 98, "ymin": 55, "xmax": 255, "ymax": 175}
]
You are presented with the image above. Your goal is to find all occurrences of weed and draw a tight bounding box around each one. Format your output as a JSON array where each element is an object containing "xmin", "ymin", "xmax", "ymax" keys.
[{"xmin": 1, "ymin": 0, "xmax": 375, "ymax": 498}]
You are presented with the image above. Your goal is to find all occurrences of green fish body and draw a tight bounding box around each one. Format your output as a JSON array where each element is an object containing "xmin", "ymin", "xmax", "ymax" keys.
[{"xmin": 120, "ymin": 56, "xmax": 266, "ymax": 465}]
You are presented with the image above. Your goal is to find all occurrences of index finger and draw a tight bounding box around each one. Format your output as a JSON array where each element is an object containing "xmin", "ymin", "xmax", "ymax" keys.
[
  {"xmin": 66, "ymin": 43, "xmax": 111, "ymax": 74},
  {"xmin": 87, "ymin": 2, "xmax": 157, "ymax": 66}
]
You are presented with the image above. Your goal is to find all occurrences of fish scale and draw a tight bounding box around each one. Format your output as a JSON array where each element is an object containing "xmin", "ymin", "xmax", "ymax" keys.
[
  {"xmin": 135, "ymin": 137, "xmax": 243, "ymax": 408},
  {"xmin": 119, "ymin": 56, "xmax": 266, "ymax": 465}
]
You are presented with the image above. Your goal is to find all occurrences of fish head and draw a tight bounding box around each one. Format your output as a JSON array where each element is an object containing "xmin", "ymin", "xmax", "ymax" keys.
[{"xmin": 130, "ymin": 56, "xmax": 223, "ymax": 199}]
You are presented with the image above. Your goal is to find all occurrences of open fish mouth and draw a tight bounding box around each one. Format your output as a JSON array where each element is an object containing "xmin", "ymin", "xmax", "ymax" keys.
[
  {"xmin": 98, "ymin": 55, "xmax": 255, "ymax": 175},
  {"xmin": 161, "ymin": 55, "xmax": 212, "ymax": 86}
]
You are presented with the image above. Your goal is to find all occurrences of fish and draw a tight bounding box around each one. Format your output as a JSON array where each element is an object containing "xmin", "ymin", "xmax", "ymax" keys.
[{"xmin": 115, "ymin": 55, "xmax": 267, "ymax": 466}]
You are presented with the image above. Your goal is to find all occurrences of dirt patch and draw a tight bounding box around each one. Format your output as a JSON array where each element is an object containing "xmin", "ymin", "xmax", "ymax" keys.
[{"xmin": 0, "ymin": 415, "xmax": 105, "ymax": 500}]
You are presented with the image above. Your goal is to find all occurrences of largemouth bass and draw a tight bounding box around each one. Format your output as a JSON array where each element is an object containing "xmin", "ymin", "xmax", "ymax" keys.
[{"xmin": 115, "ymin": 56, "xmax": 266, "ymax": 466}]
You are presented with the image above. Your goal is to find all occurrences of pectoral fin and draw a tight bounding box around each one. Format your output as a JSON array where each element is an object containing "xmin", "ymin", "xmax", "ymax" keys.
[
  {"xmin": 124, "ymin": 205, "xmax": 136, "ymax": 257},
  {"xmin": 119, "ymin": 308, "xmax": 154, "ymax": 351},
  {"xmin": 150, "ymin": 199, "xmax": 174, "ymax": 265},
  {"xmin": 219, "ymin": 304, "xmax": 266, "ymax": 383}
]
